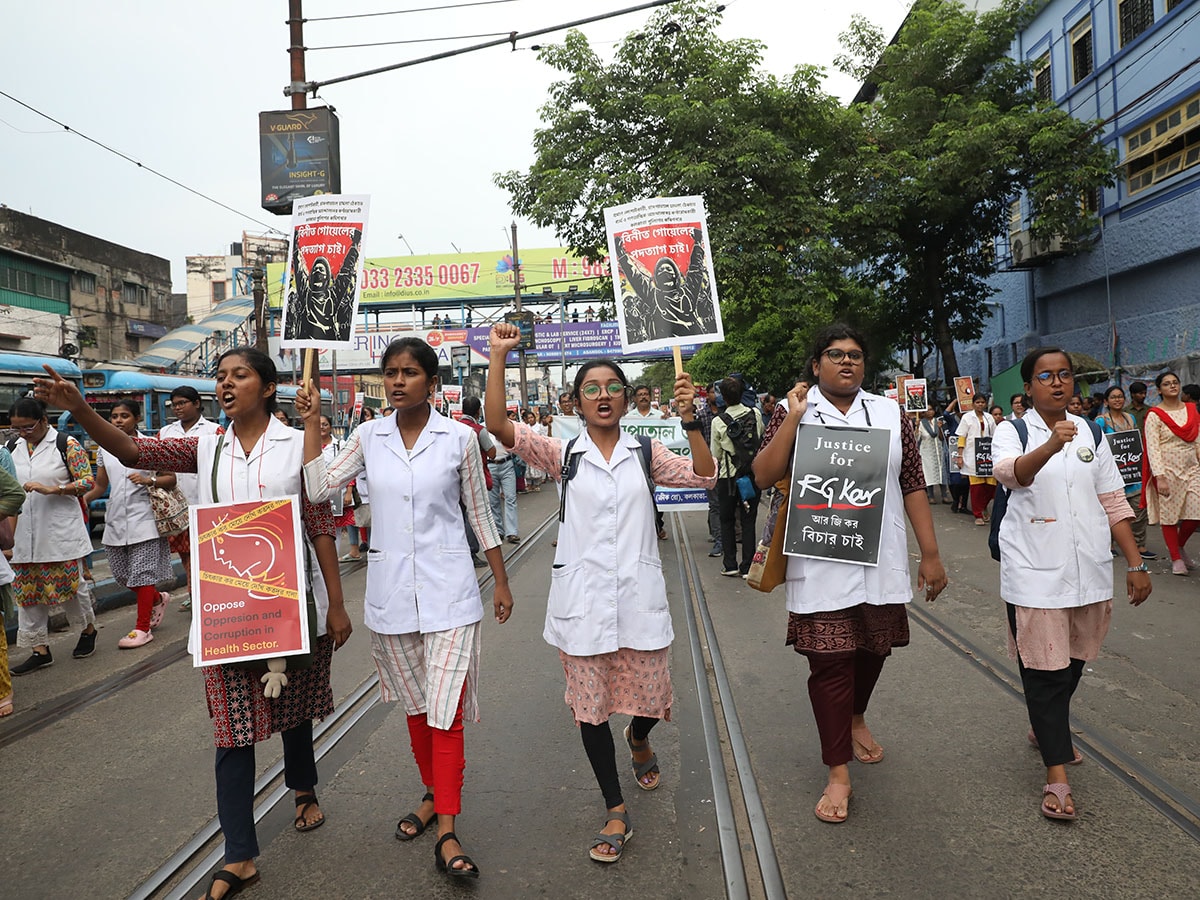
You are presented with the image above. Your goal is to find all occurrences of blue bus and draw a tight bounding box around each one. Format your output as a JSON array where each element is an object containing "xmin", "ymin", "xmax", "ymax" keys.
[{"xmin": 0, "ymin": 352, "xmax": 82, "ymax": 424}]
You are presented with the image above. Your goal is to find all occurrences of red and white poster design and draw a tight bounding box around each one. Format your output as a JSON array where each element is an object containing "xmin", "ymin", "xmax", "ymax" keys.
[
  {"xmin": 604, "ymin": 195, "xmax": 723, "ymax": 353},
  {"xmin": 442, "ymin": 385, "xmax": 462, "ymax": 406},
  {"xmin": 189, "ymin": 497, "xmax": 308, "ymax": 668},
  {"xmin": 281, "ymin": 194, "xmax": 370, "ymax": 350}
]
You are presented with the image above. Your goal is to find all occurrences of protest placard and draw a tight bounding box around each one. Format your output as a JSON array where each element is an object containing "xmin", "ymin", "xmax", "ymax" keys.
[
  {"xmin": 281, "ymin": 194, "xmax": 370, "ymax": 350},
  {"xmin": 448, "ymin": 403, "xmax": 464, "ymax": 421},
  {"xmin": 1106, "ymin": 430, "xmax": 1144, "ymax": 486},
  {"xmin": 974, "ymin": 436, "xmax": 993, "ymax": 477},
  {"xmin": 782, "ymin": 425, "xmax": 890, "ymax": 566},
  {"xmin": 442, "ymin": 385, "xmax": 462, "ymax": 406},
  {"xmin": 947, "ymin": 436, "xmax": 963, "ymax": 473},
  {"xmin": 189, "ymin": 497, "xmax": 308, "ymax": 668},
  {"xmin": 954, "ymin": 376, "xmax": 976, "ymax": 408},
  {"xmin": 884, "ymin": 388, "xmax": 898, "ymax": 402},
  {"xmin": 904, "ymin": 378, "xmax": 928, "ymax": 413},
  {"xmin": 352, "ymin": 392, "xmax": 364, "ymax": 423},
  {"xmin": 603, "ymin": 196, "xmax": 722, "ymax": 354},
  {"xmin": 894, "ymin": 374, "xmax": 913, "ymax": 407}
]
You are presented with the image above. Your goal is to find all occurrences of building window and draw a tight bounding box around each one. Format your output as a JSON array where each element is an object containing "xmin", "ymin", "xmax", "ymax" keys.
[
  {"xmin": 1118, "ymin": 0, "xmax": 1154, "ymax": 47},
  {"xmin": 77, "ymin": 272, "xmax": 97, "ymax": 294},
  {"xmin": 1126, "ymin": 90, "xmax": 1200, "ymax": 194},
  {"xmin": 1033, "ymin": 54, "xmax": 1051, "ymax": 101},
  {"xmin": 1167, "ymin": 0, "xmax": 1183, "ymax": 10},
  {"xmin": 37, "ymin": 275, "xmax": 69, "ymax": 303},
  {"xmin": 1007, "ymin": 200, "xmax": 1022, "ymax": 236},
  {"xmin": 212, "ymin": 281, "xmax": 227, "ymax": 303},
  {"xmin": 126, "ymin": 334, "xmax": 139, "ymax": 354},
  {"xmin": 1070, "ymin": 17, "xmax": 1093, "ymax": 84},
  {"xmin": 122, "ymin": 282, "xmax": 148, "ymax": 306},
  {"xmin": 1082, "ymin": 186, "xmax": 1101, "ymax": 215},
  {"xmin": 0, "ymin": 266, "xmax": 37, "ymax": 295}
]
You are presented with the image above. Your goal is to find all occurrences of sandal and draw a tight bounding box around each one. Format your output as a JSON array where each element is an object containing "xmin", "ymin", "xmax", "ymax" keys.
[
  {"xmin": 1027, "ymin": 729, "xmax": 1082, "ymax": 765},
  {"xmin": 624, "ymin": 724, "xmax": 661, "ymax": 791},
  {"xmin": 395, "ymin": 791, "xmax": 435, "ymax": 841},
  {"xmin": 589, "ymin": 809, "xmax": 633, "ymax": 863},
  {"xmin": 203, "ymin": 868, "xmax": 260, "ymax": 899},
  {"xmin": 294, "ymin": 791, "xmax": 325, "ymax": 832},
  {"xmin": 852, "ymin": 736, "xmax": 884, "ymax": 764},
  {"xmin": 814, "ymin": 783, "xmax": 852, "ymax": 823},
  {"xmin": 0, "ymin": 692, "xmax": 12, "ymax": 717},
  {"xmin": 434, "ymin": 831, "xmax": 480, "ymax": 879},
  {"xmin": 1041, "ymin": 783, "xmax": 1077, "ymax": 821}
]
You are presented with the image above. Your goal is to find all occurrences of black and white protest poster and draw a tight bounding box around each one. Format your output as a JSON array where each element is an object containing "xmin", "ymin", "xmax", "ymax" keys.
[
  {"xmin": 603, "ymin": 196, "xmax": 722, "ymax": 353},
  {"xmin": 1106, "ymin": 430, "xmax": 1144, "ymax": 486},
  {"xmin": 782, "ymin": 425, "xmax": 890, "ymax": 566},
  {"xmin": 281, "ymin": 194, "xmax": 370, "ymax": 350},
  {"xmin": 904, "ymin": 378, "xmax": 928, "ymax": 412},
  {"xmin": 974, "ymin": 436, "xmax": 993, "ymax": 477}
]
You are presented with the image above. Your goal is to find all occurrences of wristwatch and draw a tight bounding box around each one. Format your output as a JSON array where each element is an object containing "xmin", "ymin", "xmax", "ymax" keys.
[{"xmin": 1127, "ymin": 563, "xmax": 1149, "ymax": 573}]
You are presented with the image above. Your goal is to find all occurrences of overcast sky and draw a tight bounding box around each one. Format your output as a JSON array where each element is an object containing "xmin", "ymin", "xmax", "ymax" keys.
[{"xmin": 1, "ymin": 0, "xmax": 910, "ymax": 292}]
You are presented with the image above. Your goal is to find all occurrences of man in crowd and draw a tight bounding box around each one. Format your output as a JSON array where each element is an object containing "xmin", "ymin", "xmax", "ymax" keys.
[
  {"xmin": 711, "ymin": 376, "xmax": 764, "ymax": 578},
  {"xmin": 489, "ymin": 408, "xmax": 520, "ymax": 544},
  {"xmin": 1129, "ymin": 381, "xmax": 1151, "ymax": 431},
  {"xmin": 629, "ymin": 384, "xmax": 668, "ymax": 419},
  {"xmin": 460, "ymin": 396, "xmax": 496, "ymax": 567}
]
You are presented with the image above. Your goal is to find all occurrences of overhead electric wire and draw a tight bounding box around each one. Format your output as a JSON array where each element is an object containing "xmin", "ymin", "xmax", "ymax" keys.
[
  {"xmin": 309, "ymin": 31, "xmax": 510, "ymax": 50},
  {"xmin": 0, "ymin": 89, "xmax": 287, "ymax": 236},
  {"xmin": 305, "ymin": 0, "xmax": 518, "ymax": 22}
]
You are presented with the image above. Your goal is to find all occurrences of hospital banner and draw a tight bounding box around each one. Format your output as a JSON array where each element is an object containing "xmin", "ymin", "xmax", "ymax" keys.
[
  {"xmin": 189, "ymin": 497, "xmax": 308, "ymax": 667},
  {"xmin": 552, "ymin": 415, "xmax": 708, "ymax": 511},
  {"xmin": 782, "ymin": 425, "xmax": 890, "ymax": 566}
]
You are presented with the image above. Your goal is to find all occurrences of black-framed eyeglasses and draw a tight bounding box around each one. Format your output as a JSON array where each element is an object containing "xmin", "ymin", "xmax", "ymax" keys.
[
  {"xmin": 1032, "ymin": 370, "xmax": 1074, "ymax": 385},
  {"xmin": 581, "ymin": 382, "xmax": 626, "ymax": 400},
  {"xmin": 169, "ymin": 399, "xmax": 196, "ymax": 408},
  {"xmin": 821, "ymin": 348, "xmax": 864, "ymax": 364}
]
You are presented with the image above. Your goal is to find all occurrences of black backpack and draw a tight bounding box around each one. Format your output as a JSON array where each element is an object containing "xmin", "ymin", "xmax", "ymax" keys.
[
  {"xmin": 716, "ymin": 409, "xmax": 760, "ymax": 477},
  {"xmin": 988, "ymin": 417, "xmax": 1103, "ymax": 561}
]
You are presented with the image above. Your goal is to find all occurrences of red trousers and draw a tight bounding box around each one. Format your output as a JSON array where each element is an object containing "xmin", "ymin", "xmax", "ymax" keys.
[
  {"xmin": 406, "ymin": 695, "xmax": 465, "ymax": 815},
  {"xmin": 806, "ymin": 650, "xmax": 887, "ymax": 766},
  {"xmin": 1162, "ymin": 520, "xmax": 1199, "ymax": 561},
  {"xmin": 970, "ymin": 482, "xmax": 996, "ymax": 520}
]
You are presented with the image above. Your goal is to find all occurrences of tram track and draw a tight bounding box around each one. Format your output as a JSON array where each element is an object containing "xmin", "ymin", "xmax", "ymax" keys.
[
  {"xmin": 907, "ymin": 599, "xmax": 1200, "ymax": 842},
  {"xmin": 131, "ymin": 511, "xmax": 560, "ymax": 900},
  {"xmin": 671, "ymin": 511, "xmax": 786, "ymax": 900}
]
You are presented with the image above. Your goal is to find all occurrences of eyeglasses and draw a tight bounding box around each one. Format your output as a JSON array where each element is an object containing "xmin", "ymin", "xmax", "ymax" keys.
[
  {"xmin": 1160, "ymin": 380, "xmax": 1181, "ymax": 387},
  {"xmin": 1032, "ymin": 370, "xmax": 1075, "ymax": 385},
  {"xmin": 580, "ymin": 382, "xmax": 627, "ymax": 400},
  {"xmin": 169, "ymin": 399, "xmax": 196, "ymax": 408},
  {"xmin": 822, "ymin": 348, "xmax": 864, "ymax": 364},
  {"xmin": 11, "ymin": 423, "xmax": 41, "ymax": 434}
]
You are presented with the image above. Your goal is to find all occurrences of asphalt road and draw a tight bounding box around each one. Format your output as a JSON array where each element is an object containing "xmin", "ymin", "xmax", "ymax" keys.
[{"xmin": 3, "ymin": 488, "xmax": 1199, "ymax": 899}]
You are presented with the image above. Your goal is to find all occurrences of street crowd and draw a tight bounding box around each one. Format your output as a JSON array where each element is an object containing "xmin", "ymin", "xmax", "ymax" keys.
[{"xmin": 1, "ymin": 327, "xmax": 1193, "ymax": 898}]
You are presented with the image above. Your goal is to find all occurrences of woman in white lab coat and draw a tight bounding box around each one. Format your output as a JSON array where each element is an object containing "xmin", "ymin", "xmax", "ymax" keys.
[
  {"xmin": 752, "ymin": 323, "xmax": 947, "ymax": 825},
  {"xmin": 485, "ymin": 322, "xmax": 716, "ymax": 864},
  {"xmin": 82, "ymin": 399, "xmax": 175, "ymax": 649},
  {"xmin": 954, "ymin": 393, "xmax": 997, "ymax": 524},
  {"xmin": 7, "ymin": 397, "xmax": 97, "ymax": 674},
  {"xmin": 299, "ymin": 336, "xmax": 513, "ymax": 881},
  {"xmin": 992, "ymin": 348, "xmax": 1150, "ymax": 821},
  {"xmin": 36, "ymin": 348, "xmax": 352, "ymax": 900}
]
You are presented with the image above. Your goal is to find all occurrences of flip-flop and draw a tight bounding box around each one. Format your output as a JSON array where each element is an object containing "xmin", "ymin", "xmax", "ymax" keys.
[
  {"xmin": 1041, "ymin": 782, "xmax": 1077, "ymax": 821},
  {"xmin": 624, "ymin": 724, "xmax": 660, "ymax": 790},
  {"xmin": 814, "ymin": 783, "xmax": 852, "ymax": 823},
  {"xmin": 852, "ymin": 736, "xmax": 884, "ymax": 764},
  {"xmin": 1027, "ymin": 729, "xmax": 1082, "ymax": 765},
  {"xmin": 203, "ymin": 868, "xmax": 260, "ymax": 900},
  {"xmin": 294, "ymin": 791, "xmax": 325, "ymax": 832},
  {"xmin": 395, "ymin": 791, "xmax": 435, "ymax": 841}
]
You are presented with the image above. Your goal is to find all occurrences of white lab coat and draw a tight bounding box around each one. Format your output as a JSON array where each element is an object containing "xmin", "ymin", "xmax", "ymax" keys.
[
  {"xmin": 784, "ymin": 388, "xmax": 914, "ymax": 614},
  {"xmin": 11, "ymin": 427, "xmax": 93, "ymax": 564},
  {"xmin": 305, "ymin": 411, "xmax": 495, "ymax": 636},
  {"xmin": 955, "ymin": 410, "xmax": 995, "ymax": 476},
  {"xmin": 159, "ymin": 416, "xmax": 221, "ymax": 505},
  {"xmin": 993, "ymin": 410, "xmax": 1124, "ymax": 609},
  {"xmin": 546, "ymin": 428, "xmax": 673, "ymax": 655},
  {"xmin": 98, "ymin": 440, "xmax": 160, "ymax": 547},
  {"xmin": 188, "ymin": 417, "xmax": 332, "ymax": 635}
]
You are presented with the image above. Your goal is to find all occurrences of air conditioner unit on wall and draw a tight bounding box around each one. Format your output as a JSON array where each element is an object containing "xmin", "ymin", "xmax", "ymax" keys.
[
  {"xmin": 1033, "ymin": 234, "xmax": 1064, "ymax": 256},
  {"xmin": 1010, "ymin": 230, "xmax": 1030, "ymax": 265}
]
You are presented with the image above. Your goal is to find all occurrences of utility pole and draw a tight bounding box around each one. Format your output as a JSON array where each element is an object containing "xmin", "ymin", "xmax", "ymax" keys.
[
  {"xmin": 288, "ymin": 1, "xmax": 306, "ymax": 114},
  {"xmin": 511, "ymin": 221, "xmax": 528, "ymax": 409},
  {"xmin": 253, "ymin": 247, "xmax": 268, "ymax": 353}
]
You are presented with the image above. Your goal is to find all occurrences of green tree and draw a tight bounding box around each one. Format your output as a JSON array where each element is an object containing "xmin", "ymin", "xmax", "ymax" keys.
[
  {"xmin": 833, "ymin": 0, "xmax": 1118, "ymax": 381},
  {"xmin": 494, "ymin": 1, "xmax": 866, "ymax": 389}
]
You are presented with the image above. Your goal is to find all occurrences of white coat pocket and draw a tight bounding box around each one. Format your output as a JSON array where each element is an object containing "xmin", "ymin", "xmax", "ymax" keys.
[
  {"xmin": 635, "ymin": 554, "xmax": 669, "ymax": 613},
  {"xmin": 548, "ymin": 561, "xmax": 589, "ymax": 619}
]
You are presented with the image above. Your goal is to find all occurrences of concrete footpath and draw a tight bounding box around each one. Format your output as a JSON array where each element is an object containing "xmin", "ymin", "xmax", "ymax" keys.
[{"xmin": 3, "ymin": 488, "xmax": 1199, "ymax": 898}]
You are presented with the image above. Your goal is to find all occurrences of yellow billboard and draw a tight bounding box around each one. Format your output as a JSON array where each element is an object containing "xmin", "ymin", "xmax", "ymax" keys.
[{"xmin": 267, "ymin": 247, "xmax": 607, "ymax": 308}]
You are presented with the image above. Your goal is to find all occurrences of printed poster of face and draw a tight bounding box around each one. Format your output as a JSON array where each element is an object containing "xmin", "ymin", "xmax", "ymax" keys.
[
  {"xmin": 603, "ymin": 195, "xmax": 723, "ymax": 353},
  {"xmin": 782, "ymin": 424, "xmax": 890, "ymax": 566},
  {"xmin": 904, "ymin": 378, "xmax": 928, "ymax": 413},
  {"xmin": 281, "ymin": 194, "xmax": 370, "ymax": 350}
]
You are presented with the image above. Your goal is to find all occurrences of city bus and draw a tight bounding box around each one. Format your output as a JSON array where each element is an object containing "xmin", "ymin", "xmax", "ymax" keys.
[{"xmin": 0, "ymin": 351, "xmax": 82, "ymax": 424}]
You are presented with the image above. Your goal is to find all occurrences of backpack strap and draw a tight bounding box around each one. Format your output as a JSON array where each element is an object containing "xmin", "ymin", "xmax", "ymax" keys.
[
  {"xmin": 56, "ymin": 431, "xmax": 71, "ymax": 474},
  {"xmin": 211, "ymin": 433, "xmax": 226, "ymax": 502},
  {"xmin": 558, "ymin": 435, "xmax": 657, "ymax": 523},
  {"xmin": 1012, "ymin": 417, "xmax": 1028, "ymax": 449}
]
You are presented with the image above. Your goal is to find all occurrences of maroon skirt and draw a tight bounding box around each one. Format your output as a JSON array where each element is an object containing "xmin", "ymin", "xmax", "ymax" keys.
[{"xmin": 786, "ymin": 604, "xmax": 910, "ymax": 659}]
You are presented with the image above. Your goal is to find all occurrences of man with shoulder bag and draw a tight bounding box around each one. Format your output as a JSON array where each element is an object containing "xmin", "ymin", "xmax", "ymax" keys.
[{"xmin": 711, "ymin": 377, "xmax": 764, "ymax": 578}]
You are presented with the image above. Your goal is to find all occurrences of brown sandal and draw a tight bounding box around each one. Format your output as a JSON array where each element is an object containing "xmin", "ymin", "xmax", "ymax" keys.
[{"xmin": 294, "ymin": 791, "xmax": 325, "ymax": 832}]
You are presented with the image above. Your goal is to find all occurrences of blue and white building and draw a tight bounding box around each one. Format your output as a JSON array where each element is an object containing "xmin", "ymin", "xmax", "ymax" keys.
[{"xmin": 954, "ymin": 0, "xmax": 1200, "ymax": 389}]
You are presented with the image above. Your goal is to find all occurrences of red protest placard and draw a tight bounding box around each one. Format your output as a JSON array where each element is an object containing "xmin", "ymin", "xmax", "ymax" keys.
[{"xmin": 189, "ymin": 497, "xmax": 308, "ymax": 667}]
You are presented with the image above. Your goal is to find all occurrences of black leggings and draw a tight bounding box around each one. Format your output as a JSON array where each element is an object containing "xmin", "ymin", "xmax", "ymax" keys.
[{"xmin": 579, "ymin": 717, "xmax": 658, "ymax": 809}]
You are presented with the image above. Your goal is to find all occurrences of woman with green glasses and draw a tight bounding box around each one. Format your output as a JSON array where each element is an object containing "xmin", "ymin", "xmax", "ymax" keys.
[{"xmin": 485, "ymin": 323, "xmax": 715, "ymax": 864}]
